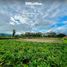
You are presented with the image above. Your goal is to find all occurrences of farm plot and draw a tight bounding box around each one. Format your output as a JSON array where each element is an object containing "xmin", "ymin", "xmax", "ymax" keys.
[{"xmin": 0, "ymin": 40, "xmax": 67, "ymax": 67}]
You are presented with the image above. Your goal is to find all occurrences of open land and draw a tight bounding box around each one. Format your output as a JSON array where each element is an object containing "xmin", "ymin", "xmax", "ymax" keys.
[{"xmin": 0, "ymin": 38, "xmax": 67, "ymax": 67}]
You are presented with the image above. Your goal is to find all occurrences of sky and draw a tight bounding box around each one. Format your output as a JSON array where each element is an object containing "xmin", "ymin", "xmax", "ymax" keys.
[{"xmin": 0, "ymin": 0, "xmax": 67, "ymax": 34}]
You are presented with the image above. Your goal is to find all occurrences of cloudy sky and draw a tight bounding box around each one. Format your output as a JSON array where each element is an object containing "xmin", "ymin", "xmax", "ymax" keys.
[{"xmin": 0, "ymin": 0, "xmax": 67, "ymax": 34}]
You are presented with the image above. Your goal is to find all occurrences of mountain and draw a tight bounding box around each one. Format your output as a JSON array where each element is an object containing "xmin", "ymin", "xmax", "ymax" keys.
[{"xmin": 0, "ymin": 33, "xmax": 11, "ymax": 36}]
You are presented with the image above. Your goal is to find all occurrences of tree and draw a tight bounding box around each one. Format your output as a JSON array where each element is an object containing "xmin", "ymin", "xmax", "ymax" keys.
[
  {"xmin": 47, "ymin": 32, "xmax": 57, "ymax": 37},
  {"xmin": 12, "ymin": 29, "xmax": 16, "ymax": 37},
  {"xmin": 35, "ymin": 32, "xmax": 42, "ymax": 37},
  {"xmin": 57, "ymin": 33, "xmax": 66, "ymax": 38}
]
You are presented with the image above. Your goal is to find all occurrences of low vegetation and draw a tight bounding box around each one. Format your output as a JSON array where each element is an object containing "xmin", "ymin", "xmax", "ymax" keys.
[{"xmin": 0, "ymin": 39, "xmax": 67, "ymax": 67}]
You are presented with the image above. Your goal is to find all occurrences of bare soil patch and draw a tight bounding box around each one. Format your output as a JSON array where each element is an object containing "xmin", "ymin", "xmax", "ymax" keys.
[{"xmin": 16, "ymin": 38, "xmax": 63, "ymax": 43}]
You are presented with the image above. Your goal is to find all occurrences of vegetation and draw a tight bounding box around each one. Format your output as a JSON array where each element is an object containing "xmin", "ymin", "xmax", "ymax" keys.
[
  {"xmin": 18, "ymin": 32, "xmax": 66, "ymax": 38},
  {"xmin": 0, "ymin": 30, "xmax": 66, "ymax": 39},
  {"xmin": 63, "ymin": 37, "xmax": 67, "ymax": 43},
  {"xmin": 0, "ymin": 40, "xmax": 67, "ymax": 67},
  {"xmin": 12, "ymin": 29, "xmax": 16, "ymax": 37},
  {"xmin": 57, "ymin": 33, "xmax": 66, "ymax": 38}
]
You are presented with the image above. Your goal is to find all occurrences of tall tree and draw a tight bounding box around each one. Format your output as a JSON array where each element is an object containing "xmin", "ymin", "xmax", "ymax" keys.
[{"xmin": 12, "ymin": 29, "xmax": 16, "ymax": 37}]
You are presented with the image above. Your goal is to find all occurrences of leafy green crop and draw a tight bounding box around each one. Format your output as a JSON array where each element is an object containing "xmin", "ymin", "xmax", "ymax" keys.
[{"xmin": 0, "ymin": 40, "xmax": 67, "ymax": 67}]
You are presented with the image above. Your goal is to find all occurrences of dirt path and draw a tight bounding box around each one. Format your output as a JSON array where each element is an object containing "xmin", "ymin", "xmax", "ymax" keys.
[{"xmin": 16, "ymin": 38, "xmax": 63, "ymax": 43}]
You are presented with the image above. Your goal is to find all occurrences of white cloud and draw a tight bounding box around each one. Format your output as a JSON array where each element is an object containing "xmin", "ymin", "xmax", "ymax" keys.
[
  {"xmin": 43, "ymin": 1, "xmax": 61, "ymax": 18},
  {"xmin": 9, "ymin": 21, "xmax": 15, "ymax": 25},
  {"xmin": 25, "ymin": 2, "xmax": 43, "ymax": 6},
  {"xmin": 47, "ymin": 25, "xmax": 67, "ymax": 34},
  {"xmin": 50, "ymin": 9, "xmax": 60, "ymax": 18},
  {"xmin": 10, "ymin": 17, "xmax": 15, "ymax": 22},
  {"xmin": 10, "ymin": 14, "xmax": 29, "ymax": 25},
  {"xmin": 0, "ymin": 0, "xmax": 66, "ymax": 34}
]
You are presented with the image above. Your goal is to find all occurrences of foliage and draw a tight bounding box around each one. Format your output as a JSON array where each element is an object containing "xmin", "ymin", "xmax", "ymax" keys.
[
  {"xmin": 12, "ymin": 29, "xmax": 16, "ymax": 37},
  {"xmin": 63, "ymin": 38, "xmax": 67, "ymax": 43},
  {"xmin": 0, "ymin": 40, "xmax": 67, "ymax": 67},
  {"xmin": 21, "ymin": 32, "xmax": 42, "ymax": 38},
  {"xmin": 20, "ymin": 32, "xmax": 66, "ymax": 38},
  {"xmin": 46, "ymin": 32, "xmax": 57, "ymax": 37},
  {"xmin": 0, "ymin": 32, "xmax": 66, "ymax": 38},
  {"xmin": 57, "ymin": 33, "xmax": 66, "ymax": 38}
]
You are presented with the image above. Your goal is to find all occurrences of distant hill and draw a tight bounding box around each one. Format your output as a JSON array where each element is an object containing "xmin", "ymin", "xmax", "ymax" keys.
[{"xmin": 0, "ymin": 33, "xmax": 11, "ymax": 36}]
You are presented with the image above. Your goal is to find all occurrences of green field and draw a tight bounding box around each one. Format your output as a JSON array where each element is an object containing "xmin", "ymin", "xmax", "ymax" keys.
[{"xmin": 0, "ymin": 39, "xmax": 67, "ymax": 67}]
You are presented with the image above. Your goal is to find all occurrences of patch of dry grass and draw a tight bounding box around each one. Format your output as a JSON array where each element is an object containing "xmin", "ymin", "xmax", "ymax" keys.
[{"xmin": 16, "ymin": 38, "xmax": 63, "ymax": 43}]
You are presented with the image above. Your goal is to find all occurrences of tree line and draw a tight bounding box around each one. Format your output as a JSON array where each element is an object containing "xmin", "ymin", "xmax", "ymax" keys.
[{"xmin": 13, "ymin": 30, "xmax": 66, "ymax": 38}]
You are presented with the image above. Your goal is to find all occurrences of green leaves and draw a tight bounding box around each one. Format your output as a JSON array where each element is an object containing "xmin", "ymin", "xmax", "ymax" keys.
[{"xmin": 0, "ymin": 40, "xmax": 67, "ymax": 67}]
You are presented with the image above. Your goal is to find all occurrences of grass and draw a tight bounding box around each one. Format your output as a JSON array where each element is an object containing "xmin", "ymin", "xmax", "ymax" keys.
[
  {"xmin": 0, "ymin": 39, "xmax": 67, "ymax": 67},
  {"xmin": 63, "ymin": 38, "xmax": 67, "ymax": 44}
]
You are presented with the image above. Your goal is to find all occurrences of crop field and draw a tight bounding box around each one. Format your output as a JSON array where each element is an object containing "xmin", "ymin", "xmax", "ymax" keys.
[{"xmin": 0, "ymin": 38, "xmax": 67, "ymax": 67}]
